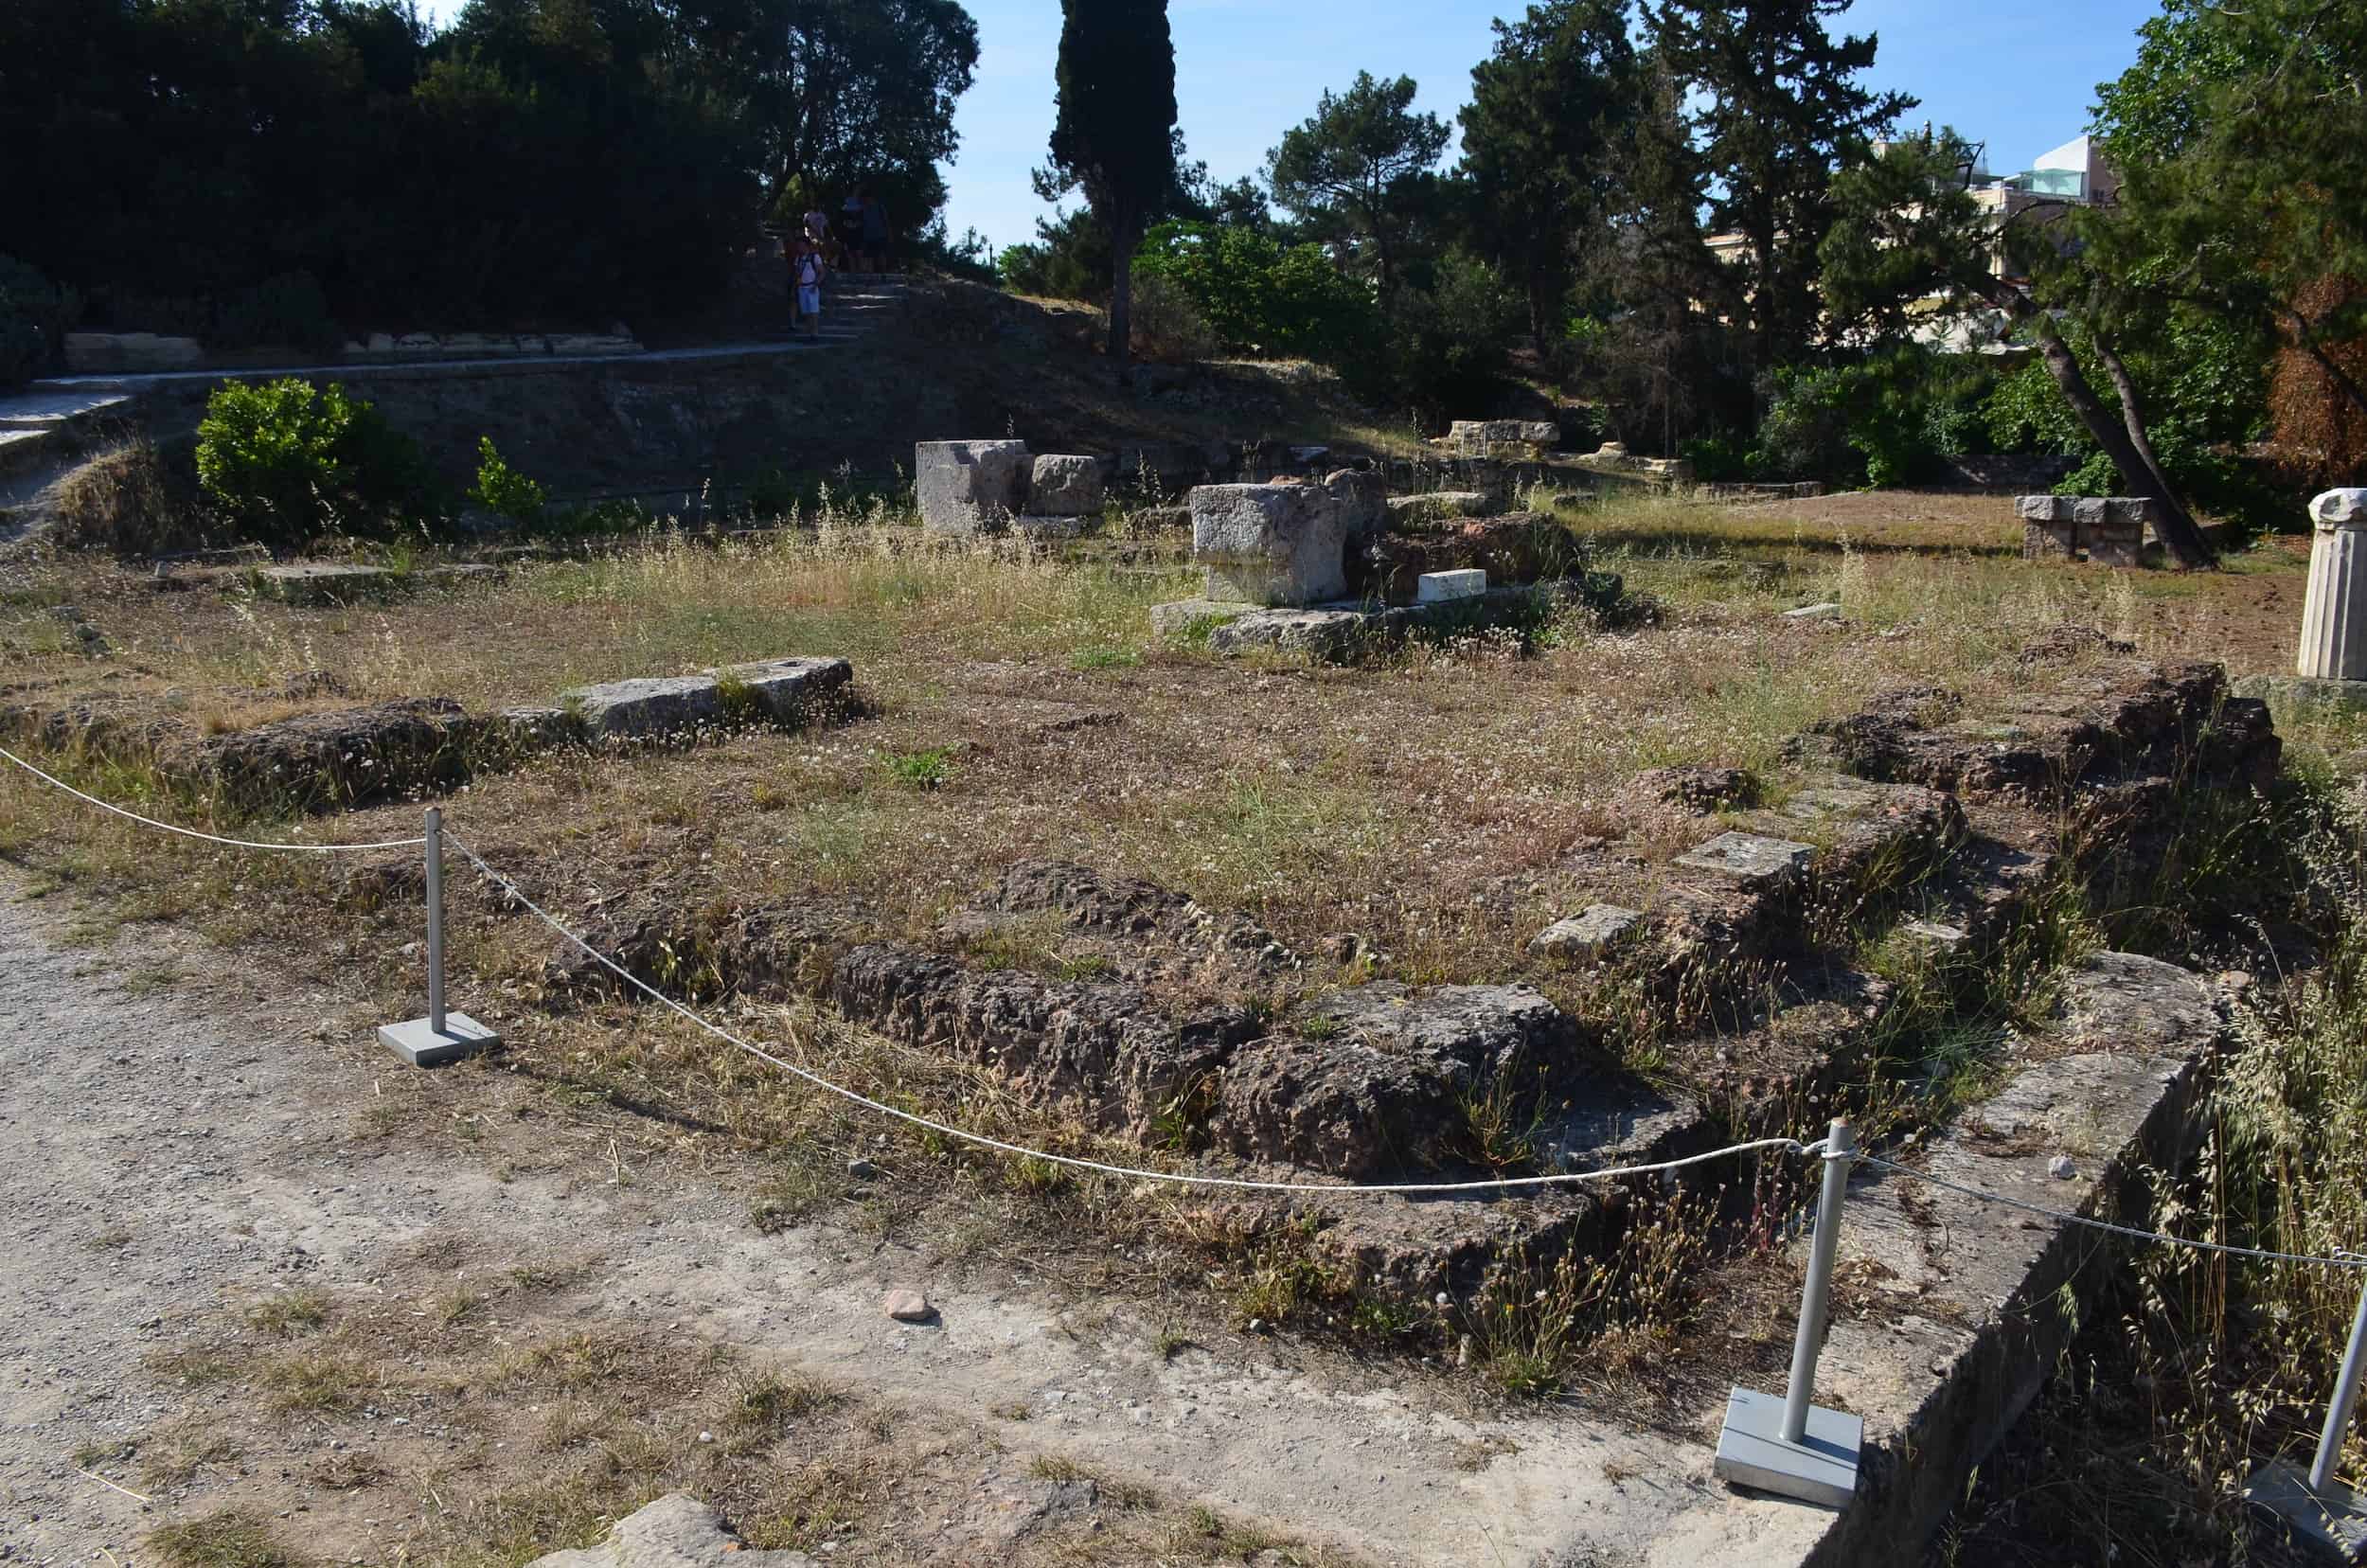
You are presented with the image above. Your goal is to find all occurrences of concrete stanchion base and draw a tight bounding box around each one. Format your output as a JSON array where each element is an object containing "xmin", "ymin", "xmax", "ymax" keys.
[
  {"xmin": 2246, "ymin": 1464, "xmax": 2367, "ymax": 1561},
  {"xmin": 1713, "ymin": 1387, "xmax": 1861, "ymax": 1509},
  {"xmin": 377, "ymin": 1012, "xmax": 500, "ymax": 1068}
]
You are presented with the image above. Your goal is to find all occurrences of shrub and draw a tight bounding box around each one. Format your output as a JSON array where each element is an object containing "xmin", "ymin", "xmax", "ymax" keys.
[
  {"xmin": 194, "ymin": 379, "xmax": 439, "ymax": 548},
  {"xmin": 469, "ymin": 437, "xmax": 546, "ymax": 526},
  {"xmin": 0, "ymin": 256, "xmax": 74, "ymax": 388},
  {"xmin": 1134, "ymin": 222, "xmax": 1378, "ymax": 360},
  {"xmin": 1129, "ymin": 269, "xmax": 1219, "ymax": 361},
  {"xmin": 52, "ymin": 439, "xmax": 206, "ymax": 556}
]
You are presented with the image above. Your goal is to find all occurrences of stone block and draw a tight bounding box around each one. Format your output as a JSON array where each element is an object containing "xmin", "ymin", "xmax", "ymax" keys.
[
  {"xmin": 1673, "ymin": 831, "xmax": 1815, "ymax": 883},
  {"xmin": 1149, "ymin": 598, "xmax": 1255, "ymax": 638},
  {"xmin": 914, "ymin": 439, "xmax": 1031, "ymax": 535},
  {"xmin": 2015, "ymin": 495, "xmax": 2073, "ymax": 523},
  {"xmin": 1782, "ymin": 601, "xmax": 1842, "ymax": 620},
  {"xmin": 1028, "ymin": 454, "xmax": 1106, "ymax": 517},
  {"xmin": 2023, "ymin": 520, "xmax": 2077, "ymax": 561},
  {"xmin": 254, "ymin": 564, "xmax": 397, "ymax": 606},
  {"xmin": 717, "ymin": 656, "xmax": 854, "ymax": 722},
  {"xmin": 1899, "ymin": 918, "xmax": 1971, "ymax": 951},
  {"xmin": 561, "ymin": 674, "xmax": 721, "ymax": 739},
  {"xmin": 1416, "ymin": 569, "xmax": 1487, "ymax": 603},
  {"xmin": 497, "ymin": 705, "xmax": 586, "ymax": 750},
  {"xmin": 1191, "ymin": 482, "xmax": 1355, "ymax": 606},
  {"xmin": 1529, "ymin": 904, "xmax": 1642, "ymax": 962},
  {"xmin": 1205, "ymin": 608, "xmax": 1372, "ymax": 659},
  {"xmin": 1011, "ymin": 514, "xmax": 1093, "ymax": 539}
]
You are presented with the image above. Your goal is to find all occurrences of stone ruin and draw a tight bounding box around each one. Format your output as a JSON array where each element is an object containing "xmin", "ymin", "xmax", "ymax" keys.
[
  {"xmin": 2017, "ymin": 494, "xmax": 2156, "ymax": 566},
  {"xmin": 1440, "ymin": 419, "xmax": 1561, "ymax": 461},
  {"xmin": 1147, "ymin": 472, "xmax": 1621, "ymax": 657},
  {"xmin": 1576, "ymin": 441, "xmax": 1693, "ymax": 483},
  {"xmin": 0, "ymin": 656, "xmax": 855, "ymax": 817},
  {"xmin": 914, "ymin": 440, "xmax": 1107, "ymax": 537},
  {"xmin": 543, "ymin": 636, "xmax": 2275, "ymax": 1333}
]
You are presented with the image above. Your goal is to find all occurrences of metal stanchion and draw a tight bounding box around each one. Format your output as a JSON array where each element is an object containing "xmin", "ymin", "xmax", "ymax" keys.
[
  {"xmin": 1713, "ymin": 1118, "xmax": 1864, "ymax": 1509},
  {"xmin": 376, "ymin": 806, "xmax": 501, "ymax": 1067},
  {"xmin": 2249, "ymin": 1270, "xmax": 2367, "ymax": 1555}
]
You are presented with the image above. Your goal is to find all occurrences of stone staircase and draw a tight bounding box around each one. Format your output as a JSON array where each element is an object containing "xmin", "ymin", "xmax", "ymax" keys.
[{"xmin": 791, "ymin": 272, "xmax": 913, "ymax": 348}]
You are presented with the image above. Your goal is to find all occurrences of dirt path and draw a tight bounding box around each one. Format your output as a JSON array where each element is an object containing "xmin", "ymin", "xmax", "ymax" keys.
[{"xmin": 0, "ymin": 873, "xmax": 1817, "ymax": 1567}]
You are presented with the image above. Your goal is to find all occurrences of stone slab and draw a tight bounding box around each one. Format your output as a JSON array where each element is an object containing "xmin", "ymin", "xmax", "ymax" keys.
[
  {"xmin": 378, "ymin": 1011, "xmax": 500, "ymax": 1068},
  {"xmin": 1416, "ymin": 569, "xmax": 1487, "ymax": 603},
  {"xmin": 718, "ymin": 655, "xmax": 854, "ymax": 722},
  {"xmin": 2246, "ymin": 1464, "xmax": 2367, "ymax": 1561},
  {"xmin": 1205, "ymin": 607, "xmax": 1372, "ymax": 659},
  {"xmin": 561, "ymin": 673, "xmax": 721, "ymax": 739},
  {"xmin": 1028, "ymin": 454, "xmax": 1105, "ymax": 517},
  {"xmin": 1781, "ymin": 602, "xmax": 1842, "ymax": 620},
  {"xmin": 525, "ymin": 1492, "xmax": 819, "ymax": 1568},
  {"xmin": 1149, "ymin": 598, "xmax": 1255, "ymax": 638},
  {"xmin": 1673, "ymin": 831, "xmax": 1815, "ymax": 882},
  {"xmin": 1529, "ymin": 903, "xmax": 1642, "ymax": 961},
  {"xmin": 255, "ymin": 564, "xmax": 397, "ymax": 606},
  {"xmin": 0, "ymin": 389, "xmax": 136, "ymax": 429},
  {"xmin": 1714, "ymin": 1387, "xmax": 1862, "ymax": 1509},
  {"xmin": 0, "ymin": 429, "xmax": 52, "ymax": 477}
]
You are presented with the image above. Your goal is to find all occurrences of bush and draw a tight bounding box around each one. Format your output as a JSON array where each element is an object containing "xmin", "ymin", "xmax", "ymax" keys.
[
  {"xmin": 195, "ymin": 379, "xmax": 439, "ymax": 548},
  {"xmin": 52, "ymin": 439, "xmax": 206, "ymax": 556},
  {"xmin": 1134, "ymin": 222, "xmax": 1378, "ymax": 361},
  {"xmin": 469, "ymin": 437, "xmax": 545, "ymax": 526},
  {"xmin": 1754, "ymin": 347, "xmax": 1999, "ymax": 487},
  {"xmin": 1341, "ymin": 253, "xmax": 1522, "ymax": 420},
  {"xmin": 1129, "ymin": 270, "xmax": 1219, "ymax": 361},
  {"xmin": 0, "ymin": 255, "xmax": 74, "ymax": 387}
]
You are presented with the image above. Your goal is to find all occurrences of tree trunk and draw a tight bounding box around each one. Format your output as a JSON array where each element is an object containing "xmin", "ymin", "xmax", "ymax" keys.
[
  {"xmin": 1108, "ymin": 209, "xmax": 1138, "ymax": 386},
  {"xmin": 2284, "ymin": 300, "xmax": 2367, "ymax": 421},
  {"xmin": 1982, "ymin": 285, "xmax": 2216, "ymax": 567},
  {"xmin": 2091, "ymin": 331, "xmax": 2216, "ymax": 566}
]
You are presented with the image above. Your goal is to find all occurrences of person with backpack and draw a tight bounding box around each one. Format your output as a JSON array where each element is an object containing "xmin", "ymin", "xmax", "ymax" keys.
[{"xmin": 790, "ymin": 236, "xmax": 827, "ymax": 339}]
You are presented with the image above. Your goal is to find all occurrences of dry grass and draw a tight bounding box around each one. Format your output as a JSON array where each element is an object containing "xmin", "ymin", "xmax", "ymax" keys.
[{"xmin": 6, "ymin": 490, "xmax": 2359, "ymax": 1559}]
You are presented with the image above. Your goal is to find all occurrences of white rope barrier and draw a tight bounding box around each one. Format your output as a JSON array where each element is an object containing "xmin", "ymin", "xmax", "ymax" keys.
[
  {"xmin": 1853, "ymin": 1152, "xmax": 2367, "ymax": 1271},
  {"xmin": 18, "ymin": 749, "xmax": 2367, "ymax": 1514},
  {"xmin": 451, "ymin": 830, "xmax": 1815, "ymax": 1197},
  {"xmin": 0, "ymin": 744, "xmax": 427, "ymax": 852}
]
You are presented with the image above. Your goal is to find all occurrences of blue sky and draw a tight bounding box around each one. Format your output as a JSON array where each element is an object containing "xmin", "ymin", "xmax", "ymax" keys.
[
  {"xmin": 941, "ymin": 0, "xmax": 2169, "ymax": 252},
  {"xmin": 414, "ymin": 0, "xmax": 2170, "ymax": 251}
]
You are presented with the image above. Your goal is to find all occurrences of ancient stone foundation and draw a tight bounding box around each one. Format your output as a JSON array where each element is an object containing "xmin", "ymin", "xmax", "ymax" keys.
[{"xmin": 915, "ymin": 441, "xmax": 1107, "ymax": 535}]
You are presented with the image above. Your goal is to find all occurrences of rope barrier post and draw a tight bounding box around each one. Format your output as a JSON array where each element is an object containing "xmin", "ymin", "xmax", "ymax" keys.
[
  {"xmin": 1713, "ymin": 1118, "xmax": 1864, "ymax": 1510},
  {"xmin": 2248, "ymin": 1273, "xmax": 2367, "ymax": 1556},
  {"xmin": 376, "ymin": 806, "xmax": 500, "ymax": 1068}
]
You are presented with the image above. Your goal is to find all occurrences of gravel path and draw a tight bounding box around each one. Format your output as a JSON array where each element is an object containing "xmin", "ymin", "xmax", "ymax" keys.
[{"xmin": 0, "ymin": 874, "xmax": 1798, "ymax": 1567}]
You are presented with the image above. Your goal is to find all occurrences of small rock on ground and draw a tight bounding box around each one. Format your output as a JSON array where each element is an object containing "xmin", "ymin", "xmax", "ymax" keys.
[{"xmin": 884, "ymin": 1288, "xmax": 935, "ymax": 1323}]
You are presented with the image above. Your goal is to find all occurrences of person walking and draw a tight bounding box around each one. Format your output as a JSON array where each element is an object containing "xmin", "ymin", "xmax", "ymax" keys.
[{"xmin": 791, "ymin": 236, "xmax": 827, "ymax": 340}]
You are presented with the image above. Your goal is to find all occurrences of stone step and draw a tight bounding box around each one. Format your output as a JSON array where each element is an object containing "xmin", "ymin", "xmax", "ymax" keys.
[{"xmin": 0, "ymin": 388, "xmax": 138, "ymax": 432}]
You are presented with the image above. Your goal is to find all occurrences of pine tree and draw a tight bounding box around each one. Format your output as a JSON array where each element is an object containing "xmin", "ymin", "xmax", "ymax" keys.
[
  {"xmin": 1458, "ymin": 0, "xmax": 1641, "ymax": 347},
  {"xmin": 1643, "ymin": 0, "xmax": 1913, "ymax": 375},
  {"xmin": 1038, "ymin": 0, "xmax": 1179, "ymax": 383}
]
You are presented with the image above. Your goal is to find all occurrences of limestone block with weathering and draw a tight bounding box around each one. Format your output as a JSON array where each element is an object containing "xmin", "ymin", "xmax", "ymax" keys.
[
  {"xmin": 254, "ymin": 564, "xmax": 398, "ymax": 606},
  {"xmin": 914, "ymin": 439, "xmax": 1031, "ymax": 535},
  {"xmin": 1530, "ymin": 904, "xmax": 1642, "ymax": 962},
  {"xmin": 719, "ymin": 656, "xmax": 853, "ymax": 722},
  {"xmin": 1027, "ymin": 454, "xmax": 1106, "ymax": 517},
  {"xmin": 1191, "ymin": 483, "xmax": 1356, "ymax": 606},
  {"xmin": 1673, "ymin": 830, "xmax": 1815, "ymax": 885}
]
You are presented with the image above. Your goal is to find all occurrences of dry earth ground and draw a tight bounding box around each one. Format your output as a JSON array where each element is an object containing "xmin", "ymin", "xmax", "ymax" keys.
[{"xmin": 0, "ymin": 489, "xmax": 2352, "ymax": 1566}]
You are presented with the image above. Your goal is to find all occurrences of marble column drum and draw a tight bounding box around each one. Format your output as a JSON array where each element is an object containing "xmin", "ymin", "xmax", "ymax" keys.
[{"xmin": 2300, "ymin": 490, "xmax": 2367, "ymax": 680}]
